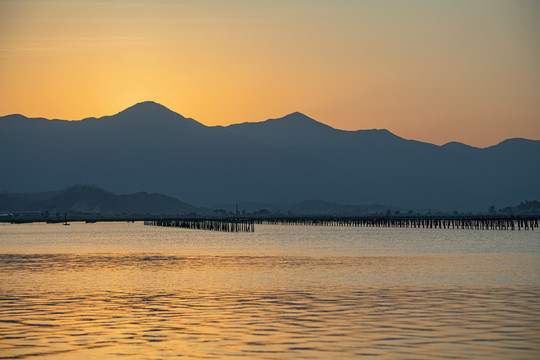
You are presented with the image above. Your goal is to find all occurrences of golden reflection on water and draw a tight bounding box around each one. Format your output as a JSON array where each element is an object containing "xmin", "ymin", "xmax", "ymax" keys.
[{"xmin": 1, "ymin": 254, "xmax": 540, "ymax": 359}]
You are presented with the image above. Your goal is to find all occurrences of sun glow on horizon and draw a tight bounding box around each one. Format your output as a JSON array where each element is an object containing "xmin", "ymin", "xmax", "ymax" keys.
[{"xmin": 1, "ymin": 0, "xmax": 539, "ymax": 147}]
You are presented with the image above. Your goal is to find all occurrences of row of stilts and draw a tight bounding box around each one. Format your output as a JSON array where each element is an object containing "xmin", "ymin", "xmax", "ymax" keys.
[
  {"xmin": 144, "ymin": 219, "xmax": 255, "ymax": 232},
  {"xmin": 257, "ymin": 216, "xmax": 538, "ymax": 230},
  {"xmin": 145, "ymin": 216, "xmax": 538, "ymax": 232}
]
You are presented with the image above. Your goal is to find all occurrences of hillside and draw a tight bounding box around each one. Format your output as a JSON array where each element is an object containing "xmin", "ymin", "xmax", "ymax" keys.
[
  {"xmin": 0, "ymin": 185, "xmax": 198, "ymax": 215},
  {"xmin": 1, "ymin": 101, "xmax": 539, "ymax": 211}
]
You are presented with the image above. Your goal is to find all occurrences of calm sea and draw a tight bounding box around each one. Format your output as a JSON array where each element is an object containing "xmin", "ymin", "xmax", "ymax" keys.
[{"xmin": 1, "ymin": 222, "xmax": 539, "ymax": 359}]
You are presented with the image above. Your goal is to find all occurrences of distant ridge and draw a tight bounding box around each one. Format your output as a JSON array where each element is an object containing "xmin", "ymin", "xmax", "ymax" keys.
[
  {"xmin": 441, "ymin": 141, "xmax": 476, "ymax": 150},
  {"xmin": 212, "ymin": 199, "xmax": 397, "ymax": 216},
  {"xmin": 1, "ymin": 101, "xmax": 539, "ymax": 211},
  {"xmin": 233, "ymin": 112, "xmax": 333, "ymax": 130},
  {"xmin": 2, "ymin": 185, "xmax": 536, "ymax": 217},
  {"xmin": 0, "ymin": 184, "xmax": 198, "ymax": 215}
]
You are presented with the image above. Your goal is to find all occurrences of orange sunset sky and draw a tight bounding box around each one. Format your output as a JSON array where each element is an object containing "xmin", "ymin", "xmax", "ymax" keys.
[{"xmin": 1, "ymin": 0, "xmax": 539, "ymax": 147}]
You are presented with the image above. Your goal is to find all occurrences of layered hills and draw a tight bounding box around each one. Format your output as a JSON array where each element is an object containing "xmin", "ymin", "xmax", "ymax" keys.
[
  {"xmin": 1, "ymin": 101, "xmax": 538, "ymax": 211},
  {"xmin": 0, "ymin": 184, "xmax": 197, "ymax": 215}
]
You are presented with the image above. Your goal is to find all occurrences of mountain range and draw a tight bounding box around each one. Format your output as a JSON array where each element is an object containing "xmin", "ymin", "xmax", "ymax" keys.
[
  {"xmin": 0, "ymin": 184, "xmax": 197, "ymax": 215},
  {"xmin": 1, "ymin": 101, "xmax": 538, "ymax": 211},
  {"xmin": 0, "ymin": 184, "xmax": 400, "ymax": 217}
]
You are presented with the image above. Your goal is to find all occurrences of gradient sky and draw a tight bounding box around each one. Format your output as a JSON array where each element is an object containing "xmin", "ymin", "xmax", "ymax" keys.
[{"xmin": 1, "ymin": 0, "xmax": 538, "ymax": 147}]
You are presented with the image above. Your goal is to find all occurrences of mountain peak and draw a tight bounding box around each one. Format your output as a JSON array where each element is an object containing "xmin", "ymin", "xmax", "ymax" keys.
[
  {"xmin": 441, "ymin": 141, "xmax": 477, "ymax": 151},
  {"xmin": 226, "ymin": 111, "xmax": 334, "ymax": 142},
  {"xmin": 266, "ymin": 112, "xmax": 334, "ymax": 131},
  {"xmin": 117, "ymin": 101, "xmax": 181, "ymax": 117},
  {"xmin": 285, "ymin": 111, "xmax": 310, "ymax": 118},
  {"xmin": 102, "ymin": 101, "xmax": 208, "ymax": 128}
]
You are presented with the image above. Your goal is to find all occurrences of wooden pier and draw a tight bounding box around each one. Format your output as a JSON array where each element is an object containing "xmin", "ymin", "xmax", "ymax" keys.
[
  {"xmin": 5, "ymin": 215, "xmax": 536, "ymax": 232},
  {"xmin": 256, "ymin": 216, "xmax": 538, "ymax": 231},
  {"xmin": 144, "ymin": 218, "xmax": 255, "ymax": 232},
  {"xmin": 144, "ymin": 215, "xmax": 538, "ymax": 232}
]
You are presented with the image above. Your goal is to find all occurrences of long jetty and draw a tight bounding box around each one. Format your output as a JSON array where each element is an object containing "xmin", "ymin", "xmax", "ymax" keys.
[
  {"xmin": 143, "ymin": 215, "xmax": 538, "ymax": 232},
  {"xmin": 3, "ymin": 215, "xmax": 538, "ymax": 232},
  {"xmin": 256, "ymin": 216, "xmax": 538, "ymax": 231},
  {"xmin": 144, "ymin": 218, "xmax": 255, "ymax": 232}
]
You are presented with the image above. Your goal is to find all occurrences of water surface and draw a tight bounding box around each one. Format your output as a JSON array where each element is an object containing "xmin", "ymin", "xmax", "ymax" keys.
[{"xmin": 0, "ymin": 222, "xmax": 539, "ymax": 359}]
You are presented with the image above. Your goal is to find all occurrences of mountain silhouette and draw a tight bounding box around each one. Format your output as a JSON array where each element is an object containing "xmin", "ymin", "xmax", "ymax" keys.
[
  {"xmin": 227, "ymin": 112, "xmax": 539, "ymax": 210},
  {"xmin": 0, "ymin": 184, "xmax": 198, "ymax": 215},
  {"xmin": 227, "ymin": 112, "xmax": 399, "ymax": 151},
  {"xmin": 1, "ymin": 102, "xmax": 538, "ymax": 210}
]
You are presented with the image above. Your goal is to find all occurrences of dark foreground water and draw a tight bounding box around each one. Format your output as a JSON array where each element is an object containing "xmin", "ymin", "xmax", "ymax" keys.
[{"xmin": 0, "ymin": 222, "xmax": 539, "ymax": 359}]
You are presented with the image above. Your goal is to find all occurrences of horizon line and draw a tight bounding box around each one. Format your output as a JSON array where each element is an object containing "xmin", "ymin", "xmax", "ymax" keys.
[{"xmin": 1, "ymin": 100, "xmax": 538, "ymax": 148}]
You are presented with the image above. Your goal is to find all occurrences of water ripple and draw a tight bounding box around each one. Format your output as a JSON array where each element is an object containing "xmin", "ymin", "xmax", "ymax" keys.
[{"xmin": 1, "ymin": 254, "xmax": 539, "ymax": 359}]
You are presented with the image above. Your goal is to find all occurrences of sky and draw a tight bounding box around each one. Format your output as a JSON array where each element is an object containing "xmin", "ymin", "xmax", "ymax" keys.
[{"xmin": 0, "ymin": 0, "xmax": 538, "ymax": 147}]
